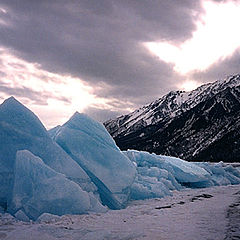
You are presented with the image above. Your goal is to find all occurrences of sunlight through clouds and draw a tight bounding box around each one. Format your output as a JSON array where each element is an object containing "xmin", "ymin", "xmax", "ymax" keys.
[
  {"xmin": 0, "ymin": 48, "xmax": 110, "ymax": 128},
  {"xmin": 0, "ymin": 6, "xmax": 9, "ymax": 26},
  {"xmin": 177, "ymin": 80, "xmax": 201, "ymax": 92},
  {"xmin": 144, "ymin": 0, "xmax": 240, "ymax": 75}
]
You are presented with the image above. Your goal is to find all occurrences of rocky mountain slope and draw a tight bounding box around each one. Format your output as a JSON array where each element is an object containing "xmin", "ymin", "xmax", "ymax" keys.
[{"xmin": 104, "ymin": 74, "xmax": 240, "ymax": 162}]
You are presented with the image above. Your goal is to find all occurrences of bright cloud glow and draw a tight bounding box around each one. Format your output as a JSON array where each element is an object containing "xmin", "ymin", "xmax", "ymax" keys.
[
  {"xmin": 0, "ymin": 7, "xmax": 7, "ymax": 13},
  {"xmin": 144, "ymin": 0, "xmax": 240, "ymax": 74},
  {"xmin": 0, "ymin": 6, "xmax": 9, "ymax": 26},
  {"xmin": 178, "ymin": 80, "xmax": 201, "ymax": 91},
  {"xmin": 0, "ymin": 48, "xmax": 113, "ymax": 128}
]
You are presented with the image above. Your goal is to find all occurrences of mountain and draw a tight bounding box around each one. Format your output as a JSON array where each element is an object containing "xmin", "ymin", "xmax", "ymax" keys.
[{"xmin": 104, "ymin": 74, "xmax": 240, "ymax": 162}]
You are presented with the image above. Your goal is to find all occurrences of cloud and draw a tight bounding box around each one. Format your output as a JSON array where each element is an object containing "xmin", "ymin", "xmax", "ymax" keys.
[
  {"xmin": 0, "ymin": 0, "xmax": 203, "ymax": 107},
  {"xmin": 145, "ymin": 0, "xmax": 240, "ymax": 75},
  {"xmin": 191, "ymin": 48, "xmax": 240, "ymax": 83},
  {"xmin": 0, "ymin": 0, "xmax": 238, "ymax": 125},
  {"xmin": 0, "ymin": 48, "xmax": 109, "ymax": 128},
  {"xmin": 0, "ymin": 85, "xmax": 49, "ymax": 105}
]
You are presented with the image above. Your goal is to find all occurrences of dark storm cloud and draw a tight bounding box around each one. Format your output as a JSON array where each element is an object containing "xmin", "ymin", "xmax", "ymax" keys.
[
  {"xmin": 0, "ymin": 0, "xmax": 204, "ymax": 120},
  {"xmin": 192, "ymin": 48, "xmax": 240, "ymax": 83}
]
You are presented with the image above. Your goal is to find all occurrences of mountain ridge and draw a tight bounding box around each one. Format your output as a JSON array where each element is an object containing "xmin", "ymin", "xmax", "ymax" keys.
[{"xmin": 104, "ymin": 74, "xmax": 240, "ymax": 162}]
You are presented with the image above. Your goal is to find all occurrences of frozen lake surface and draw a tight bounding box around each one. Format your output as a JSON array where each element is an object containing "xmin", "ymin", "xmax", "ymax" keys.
[{"xmin": 1, "ymin": 184, "xmax": 240, "ymax": 240}]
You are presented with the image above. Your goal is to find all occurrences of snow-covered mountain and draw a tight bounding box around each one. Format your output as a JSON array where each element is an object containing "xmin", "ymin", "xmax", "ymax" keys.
[{"xmin": 104, "ymin": 74, "xmax": 240, "ymax": 162}]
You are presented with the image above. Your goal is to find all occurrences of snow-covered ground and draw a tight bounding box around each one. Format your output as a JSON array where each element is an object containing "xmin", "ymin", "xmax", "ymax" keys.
[{"xmin": 1, "ymin": 184, "xmax": 239, "ymax": 240}]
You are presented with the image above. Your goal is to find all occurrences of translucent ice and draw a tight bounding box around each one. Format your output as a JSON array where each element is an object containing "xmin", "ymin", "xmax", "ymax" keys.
[
  {"xmin": 1, "ymin": 96, "xmax": 240, "ymax": 218},
  {"xmin": 195, "ymin": 162, "xmax": 240, "ymax": 186},
  {"xmin": 0, "ymin": 206, "xmax": 4, "ymax": 214},
  {"xmin": 125, "ymin": 150, "xmax": 240, "ymax": 197},
  {"xmin": 124, "ymin": 150, "xmax": 184, "ymax": 199},
  {"xmin": 130, "ymin": 175, "xmax": 173, "ymax": 200},
  {"xmin": 10, "ymin": 150, "xmax": 92, "ymax": 220},
  {"xmin": 124, "ymin": 150, "xmax": 210, "ymax": 184},
  {"xmin": 0, "ymin": 97, "xmax": 97, "ymax": 208},
  {"xmin": 51, "ymin": 112, "xmax": 136, "ymax": 209},
  {"xmin": 37, "ymin": 213, "xmax": 61, "ymax": 223},
  {"xmin": 14, "ymin": 210, "xmax": 30, "ymax": 222}
]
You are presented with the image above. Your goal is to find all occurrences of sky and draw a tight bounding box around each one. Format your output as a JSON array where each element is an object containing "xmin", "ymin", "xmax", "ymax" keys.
[{"xmin": 0, "ymin": 0, "xmax": 240, "ymax": 128}]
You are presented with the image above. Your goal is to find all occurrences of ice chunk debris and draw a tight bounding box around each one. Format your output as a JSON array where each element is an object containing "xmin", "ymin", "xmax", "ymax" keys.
[
  {"xmin": 124, "ymin": 150, "xmax": 210, "ymax": 183},
  {"xmin": 0, "ymin": 97, "xmax": 100, "ymax": 209},
  {"xmin": 130, "ymin": 175, "xmax": 173, "ymax": 200},
  {"xmin": 51, "ymin": 112, "xmax": 136, "ymax": 209},
  {"xmin": 195, "ymin": 162, "xmax": 240, "ymax": 186},
  {"xmin": 37, "ymin": 213, "xmax": 61, "ymax": 223},
  {"xmin": 10, "ymin": 150, "xmax": 93, "ymax": 220},
  {"xmin": 14, "ymin": 210, "xmax": 30, "ymax": 222},
  {"xmin": 124, "ymin": 150, "xmax": 240, "ymax": 198},
  {"xmin": 0, "ymin": 206, "xmax": 4, "ymax": 214},
  {"xmin": 1, "ymin": 96, "xmax": 240, "ymax": 221},
  {"xmin": 124, "ymin": 151, "xmax": 183, "ymax": 200}
]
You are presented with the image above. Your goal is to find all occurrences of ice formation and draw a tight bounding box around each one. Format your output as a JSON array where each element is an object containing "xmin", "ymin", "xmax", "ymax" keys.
[
  {"xmin": 0, "ymin": 96, "xmax": 240, "ymax": 221},
  {"xmin": 124, "ymin": 150, "xmax": 211, "ymax": 182},
  {"xmin": 36, "ymin": 213, "xmax": 61, "ymax": 223},
  {"xmin": 124, "ymin": 151, "xmax": 182, "ymax": 199},
  {"xmin": 10, "ymin": 150, "xmax": 93, "ymax": 220},
  {"xmin": 124, "ymin": 150, "xmax": 240, "ymax": 199},
  {"xmin": 195, "ymin": 162, "xmax": 240, "ymax": 187},
  {"xmin": 0, "ymin": 97, "xmax": 101, "ymax": 209},
  {"xmin": 14, "ymin": 210, "xmax": 30, "ymax": 222},
  {"xmin": 51, "ymin": 112, "xmax": 136, "ymax": 209},
  {"xmin": 0, "ymin": 206, "xmax": 4, "ymax": 214}
]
